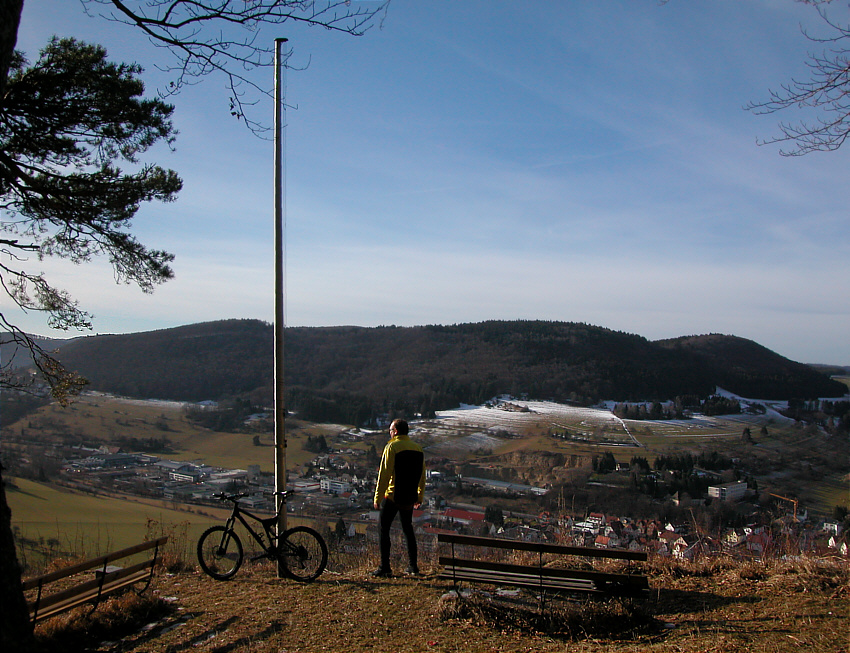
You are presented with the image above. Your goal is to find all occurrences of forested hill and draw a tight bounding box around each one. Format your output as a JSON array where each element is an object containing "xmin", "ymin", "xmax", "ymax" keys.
[{"xmin": 44, "ymin": 319, "xmax": 845, "ymax": 422}]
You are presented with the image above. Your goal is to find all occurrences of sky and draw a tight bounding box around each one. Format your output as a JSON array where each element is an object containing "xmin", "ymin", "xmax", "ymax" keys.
[{"xmin": 7, "ymin": 0, "xmax": 850, "ymax": 365}]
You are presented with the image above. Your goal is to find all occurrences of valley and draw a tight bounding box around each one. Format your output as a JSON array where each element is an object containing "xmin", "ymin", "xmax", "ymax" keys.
[{"xmin": 4, "ymin": 387, "xmax": 848, "ymax": 575}]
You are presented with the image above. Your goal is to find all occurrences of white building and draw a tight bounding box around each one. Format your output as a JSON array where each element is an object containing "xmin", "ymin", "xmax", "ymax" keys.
[
  {"xmin": 320, "ymin": 478, "xmax": 352, "ymax": 494},
  {"xmin": 708, "ymin": 481, "xmax": 748, "ymax": 501}
]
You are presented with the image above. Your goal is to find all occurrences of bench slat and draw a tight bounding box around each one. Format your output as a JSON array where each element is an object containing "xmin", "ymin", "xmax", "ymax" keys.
[
  {"xmin": 439, "ymin": 567, "xmax": 601, "ymax": 593},
  {"xmin": 22, "ymin": 536, "xmax": 168, "ymax": 590},
  {"xmin": 438, "ymin": 533, "xmax": 649, "ymax": 598},
  {"xmin": 438, "ymin": 556, "xmax": 650, "ymax": 589},
  {"xmin": 23, "ymin": 536, "xmax": 167, "ymax": 622},
  {"xmin": 437, "ymin": 533, "xmax": 647, "ymax": 562},
  {"xmin": 29, "ymin": 559, "xmax": 156, "ymax": 614},
  {"xmin": 29, "ymin": 569, "xmax": 153, "ymax": 622}
]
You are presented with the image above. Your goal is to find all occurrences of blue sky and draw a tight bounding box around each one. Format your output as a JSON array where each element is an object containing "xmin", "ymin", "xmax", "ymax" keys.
[{"xmin": 9, "ymin": 0, "xmax": 850, "ymax": 365}]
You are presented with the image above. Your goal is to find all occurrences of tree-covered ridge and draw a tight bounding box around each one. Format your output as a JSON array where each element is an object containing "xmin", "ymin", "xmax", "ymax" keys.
[
  {"xmin": 654, "ymin": 333, "xmax": 839, "ymax": 399},
  {"xmin": 54, "ymin": 319, "xmax": 272, "ymax": 402},
  {"xmin": 46, "ymin": 319, "xmax": 847, "ymax": 425}
]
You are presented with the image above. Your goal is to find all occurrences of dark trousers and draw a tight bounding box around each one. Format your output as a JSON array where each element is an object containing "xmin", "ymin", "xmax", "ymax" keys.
[{"xmin": 378, "ymin": 498, "xmax": 417, "ymax": 570}]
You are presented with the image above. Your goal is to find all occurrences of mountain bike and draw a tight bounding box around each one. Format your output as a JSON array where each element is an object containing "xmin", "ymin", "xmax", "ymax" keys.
[{"xmin": 197, "ymin": 491, "xmax": 328, "ymax": 582}]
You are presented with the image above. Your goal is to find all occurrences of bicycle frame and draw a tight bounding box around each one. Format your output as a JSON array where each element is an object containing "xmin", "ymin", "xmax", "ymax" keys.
[
  {"xmin": 199, "ymin": 491, "xmax": 327, "ymax": 582},
  {"xmin": 226, "ymin": 506, "xmax": 274, "ymax": 549},
  {"xmin": 217, "ymin": 494, "xmax": 293, "ymax": 558}
]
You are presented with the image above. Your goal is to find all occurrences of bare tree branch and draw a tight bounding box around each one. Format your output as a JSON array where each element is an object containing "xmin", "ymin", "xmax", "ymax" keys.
[
  {"xmin": 746, "ymin": 1, "xmax": 850, "ymax": 156},
  {"xmin": 81, "ymin": 1, "xmax": 390, "ymax": 134},
  {"xmin": 0, "ymin": 313, "xmax": 87, "ymax": 405}
]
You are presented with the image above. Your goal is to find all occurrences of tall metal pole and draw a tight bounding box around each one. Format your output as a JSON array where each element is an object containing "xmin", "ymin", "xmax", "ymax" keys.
[{"xmin": 273, "ymin": 37, "xmax": 288, "ymax": 577}]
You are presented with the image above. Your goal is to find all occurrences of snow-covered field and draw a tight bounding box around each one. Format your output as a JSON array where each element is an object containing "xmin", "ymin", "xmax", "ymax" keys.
[
  {"xmin": 420, "ymin": 390, "xmax": 805, "ymax": 453},
  {"xmin": 424, "ymin": 398, "xmax": 636, "ymax": 455},
  {"xmin": 435, "ymin": 400, "xmax": 624, "ymax": 431},
  {"xmin": 85, "ymin": 391, "xmax": 187, "ymax": 411}
]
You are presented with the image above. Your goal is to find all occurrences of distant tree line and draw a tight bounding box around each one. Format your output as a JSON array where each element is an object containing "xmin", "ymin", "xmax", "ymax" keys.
[
  {"xmin": 43, "ymin": 319, "xmax": 846, "ymax": 429},
  {"xmin": 183, "ymin": 397, "xmax": 261, "ymax": 432},
  {"xmin": 303, "ymin": 435, "xmax": 329, "ymax": 454},
  {"xmin": 782, "ymin": 398, "xmax": 850, "ymax": 436},
  {"xmin": 701, "ymin": 396, "xmax": 741, "ymax": 416},
  {"xmin": 114, "ymin": 436, "xmax": 172, "ymax": 453},
  {"xmin": 653, "ymin": 451, "xmax": 734, "ymax": 473},
  {"xmin": 613, "ymin": 401, "xmax": 683, "ymax": 421}
]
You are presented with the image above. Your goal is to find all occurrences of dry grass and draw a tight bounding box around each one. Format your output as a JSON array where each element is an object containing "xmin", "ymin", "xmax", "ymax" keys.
[
  {"xmin": 437, "ymin": 591, "xmax": 656, "ymax": 641},
  {"xmin": 29, "ymin": 552, "xmax": 849, "ymax": 653},
  {"xmin": 32, "ymin": 592, "xmax": 172, "ymax": 653}
]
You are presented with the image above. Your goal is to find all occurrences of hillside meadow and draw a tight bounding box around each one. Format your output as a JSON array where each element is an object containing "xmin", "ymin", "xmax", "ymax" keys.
[
  {"xmin": 6, "ymin": 477, "xmax": 223, "ymax": 569},
  {"xmin": 5, "ymin": 393, "xmax": 349, "ymax": 473}
]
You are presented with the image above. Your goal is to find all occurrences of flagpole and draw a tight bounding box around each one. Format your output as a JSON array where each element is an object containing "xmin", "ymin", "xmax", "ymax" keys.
[{"xmin": 273, "ymin": 36, "xmax": 288, "ymax": 578}]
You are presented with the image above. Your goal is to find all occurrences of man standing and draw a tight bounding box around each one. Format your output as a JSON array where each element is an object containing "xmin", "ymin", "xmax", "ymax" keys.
[{"xmin": 372, "ymin": 418, "xmax": 425, "ymax": 577}]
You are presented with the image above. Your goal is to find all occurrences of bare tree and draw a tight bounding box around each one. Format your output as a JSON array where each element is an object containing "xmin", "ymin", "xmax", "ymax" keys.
[
  {"xmin": 746, "ymin": 1, "xmax": 850, "ymax": 156},
  {"xmin": 81, "ymin": 0, "xmax": 390, "ymax": 133}
]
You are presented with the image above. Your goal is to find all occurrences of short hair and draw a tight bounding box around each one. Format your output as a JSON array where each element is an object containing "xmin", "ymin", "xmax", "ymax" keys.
[{"xmin": 391, "ymin": 418, "xmax": 409, "ymax": 435}]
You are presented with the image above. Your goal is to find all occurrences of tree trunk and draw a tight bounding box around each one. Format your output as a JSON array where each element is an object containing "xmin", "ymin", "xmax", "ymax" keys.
[
  {"xmin": 0, "ymin": 0, "xmax": 24, "ymax": 97},
  {"xmin": 0, "ymin": 467, "xmax": 35, "ymax": 652},
  {"xmin": 1, "ymin": 4, "xmax": 36, "ymax": 647}
]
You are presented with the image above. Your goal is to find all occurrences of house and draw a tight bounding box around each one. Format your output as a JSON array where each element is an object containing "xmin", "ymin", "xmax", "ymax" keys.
[
  {"xmin": 723, "ymin": 528, "xmax": 747, "ymax": 548},
  {"xmin": 660, "ymin": 530, "xmax": 687, "ymax": 550},
  {"xmin": 573, "ymin": 520, "xmax": 599, "ymax": 535},
  {"xmin": 500, "ymin": 525, "xmax": 543, "ymax": 542},
  {"xmin": 673, "ymin": 535, "xmax": 702, "ymax": 560},
  {"xmin": 588, "ymin": 512, "xmax": 606, "ymax": 526},
  {"xmin": 442, "ymin": 508, "xmax": 485, "ymax": 527},
  {"xmin": 823, "ymin": 521, "xmax": 843, "ymax": 536},
  {"xmin": 827, "ymin": 535, "xmax": 847, "ymax": 551}
]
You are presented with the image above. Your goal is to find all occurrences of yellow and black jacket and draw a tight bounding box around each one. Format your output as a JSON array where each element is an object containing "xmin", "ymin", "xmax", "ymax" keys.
[{"xmin": 373, "ymin": 434, "xmax": 425, "ymax": 509}]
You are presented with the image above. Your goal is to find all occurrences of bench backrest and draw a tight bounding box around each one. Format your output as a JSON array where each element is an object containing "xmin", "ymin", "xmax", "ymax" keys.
[
  {"xmin": 22, "ymin": 536, "xmax": 168, "ymax": 591},
  {"xmin": 437, "ymin": 533, "xmax": 647, "ymax": 562}
]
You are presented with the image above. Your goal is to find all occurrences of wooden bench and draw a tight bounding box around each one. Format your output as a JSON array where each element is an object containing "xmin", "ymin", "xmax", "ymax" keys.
[
  {"xmin": 22, "ymin": 536, "xmax": 168, "ymax": 623},
  {"xmin": 438, "ymin": 533, "xmax": 649, "ymax": 600}
]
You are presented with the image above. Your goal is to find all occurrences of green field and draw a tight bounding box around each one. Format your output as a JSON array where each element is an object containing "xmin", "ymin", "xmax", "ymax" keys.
[{"xmin": 6, "ymin": 476, "xmax": 223, "ymax": 570}]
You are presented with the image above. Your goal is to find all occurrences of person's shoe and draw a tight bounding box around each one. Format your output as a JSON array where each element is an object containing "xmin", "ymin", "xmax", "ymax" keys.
[
  {"xmin": 405, "ymin": 564, "xmax": 420, "ymax": 576},
  {"xmin": 371, "ymin": 568, "xmax": 392, "ymax": 578}
]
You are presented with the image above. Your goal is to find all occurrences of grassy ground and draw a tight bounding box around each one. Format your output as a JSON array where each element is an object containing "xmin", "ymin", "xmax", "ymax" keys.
[
  {"xmin": 30, "ymin": 553, "xmax": 849, "ymax": 653},
  {"xmin": 7, "ymin": 477, "xmax": 224, "ymax": 572}
]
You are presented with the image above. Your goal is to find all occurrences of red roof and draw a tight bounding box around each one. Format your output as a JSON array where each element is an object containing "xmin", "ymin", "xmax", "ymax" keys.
[{"xmin": 443, "ymin": 508, "xmax": 485, "ymax": 521}]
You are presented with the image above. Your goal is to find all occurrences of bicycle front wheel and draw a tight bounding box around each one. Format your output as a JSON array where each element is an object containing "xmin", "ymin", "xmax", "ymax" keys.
[
  {"xmin": 198, "ymin": 526, "xmax": 243, "ymax": 580},
  {"xmin": 279, "ymin": 526, "xmax": 328, "ymax": 582}
]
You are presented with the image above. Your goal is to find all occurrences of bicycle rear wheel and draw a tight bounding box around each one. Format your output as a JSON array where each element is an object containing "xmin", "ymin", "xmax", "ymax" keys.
[
  {"xmin": 198, "ymin": 526, "xmax": 243, "ymax": 580},
  {"xmin": 279, "ymin": 526, "xmax": 328, "ymax": 582}
]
